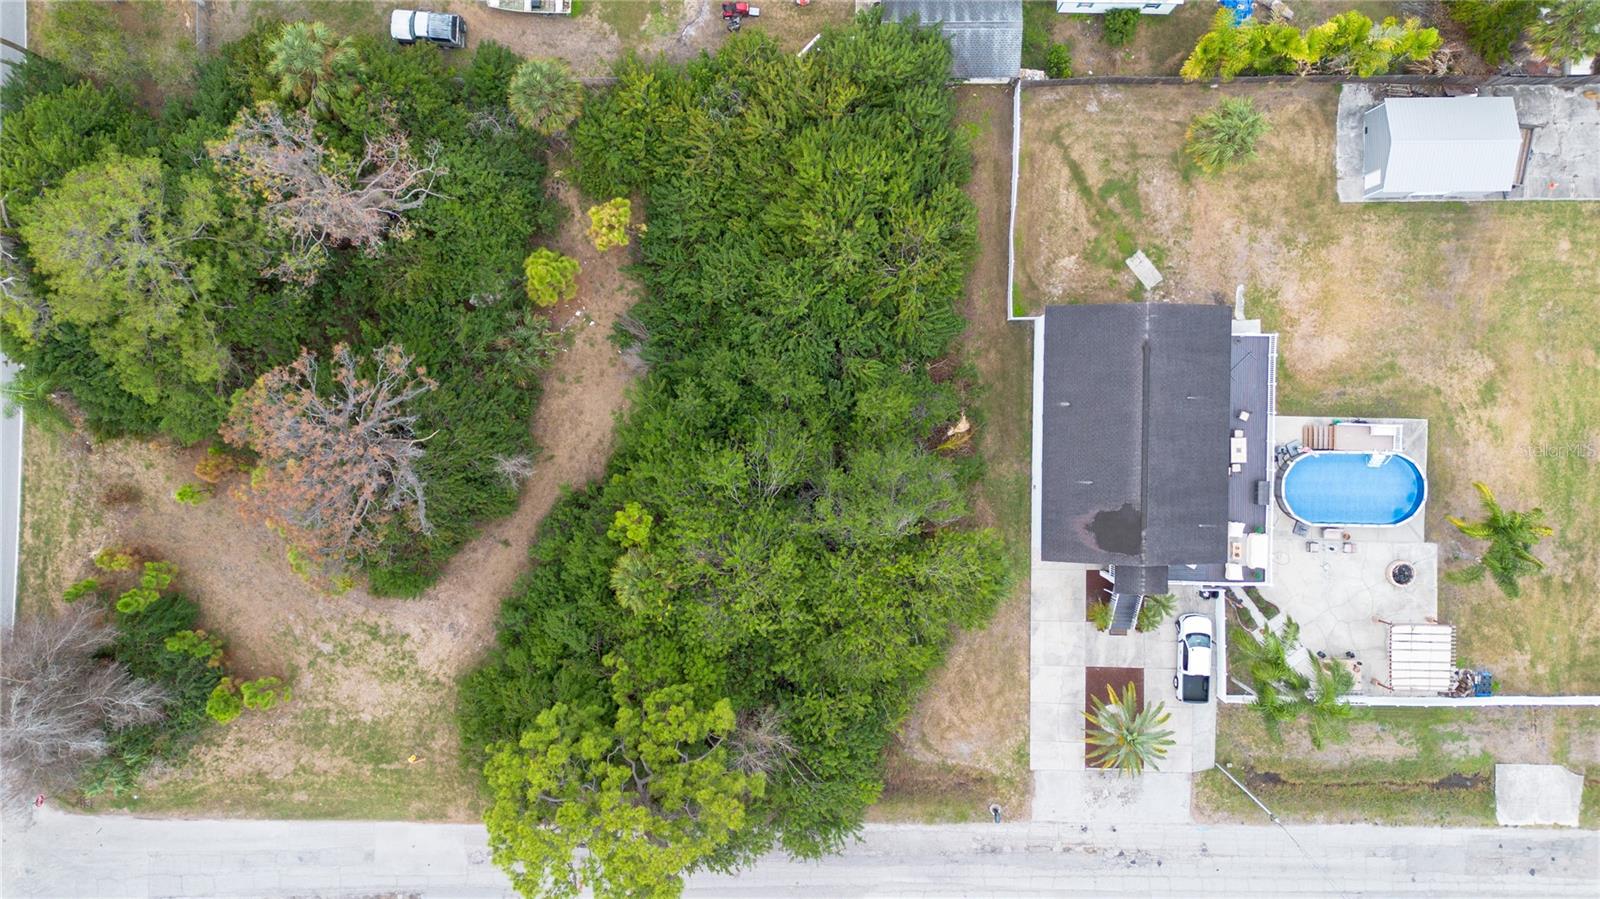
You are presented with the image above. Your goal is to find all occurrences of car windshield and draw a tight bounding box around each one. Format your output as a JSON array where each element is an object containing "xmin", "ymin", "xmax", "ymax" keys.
[{"xmin": 1186, "ymin": 633, "xmax": 1212, "ymax": 649}]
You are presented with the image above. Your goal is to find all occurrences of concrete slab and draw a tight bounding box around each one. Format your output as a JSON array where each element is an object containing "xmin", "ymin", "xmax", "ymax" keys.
[
  {"xmin": 1496, "ymin": 764, "xmax": 1585, "ymax": 827},
  {"xmin": 1033, "ymin": 770, "xmax": 1193, "ymax": 824},
  {"xmin": 1337, "ymin": 83, "xmax": 1600, "ymax": 202},
  {"xmin": 1125, "ymin": 250, "xmax": 1163, "ymax": 289}
]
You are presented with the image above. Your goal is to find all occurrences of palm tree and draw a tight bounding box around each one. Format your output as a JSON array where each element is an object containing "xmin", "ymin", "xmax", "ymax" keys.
[
  {"xmin": 1447, "ymin": 481, "xmax": 1553, "ymax": 598},
  {"xmin": 1134, "ymin": 592, "xmax": 1177, "ymax": 632},
  {"xmin": 1304, "ymin": 657, "xmax": 1357, "ymax": 749},
  {"xmin": 1184, "ymin": 97, "xmax": 1268, "ymax": 175},
  {"xmin": 1527, "ymin": 1, "xmax": 1600, "ymax": 66},
  {"xmin": 507, "ymin": 58, "xmax": 583, "ymax": 137},
  {"xmin": 1084, "ymin": 682, "xmax": 1175, "ymax": 774},
  {"xmin": 267, "ymin": 22, "xmax": 360, "ymax": 113}
]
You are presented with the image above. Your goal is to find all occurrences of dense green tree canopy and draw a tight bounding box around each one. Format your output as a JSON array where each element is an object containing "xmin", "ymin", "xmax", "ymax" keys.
[
  {"xmin": 0, "ymin": 22, "xmax": 560, "ymax": 591},
  {"xmin": 462, "ymin": 15, "xmax": 1011, "ymax": 895}
]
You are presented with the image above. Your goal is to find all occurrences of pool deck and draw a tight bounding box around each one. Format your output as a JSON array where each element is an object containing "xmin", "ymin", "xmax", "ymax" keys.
[{"xmin": 1250, "ymin": 416, "xmax": 1440, "ymax": 694}]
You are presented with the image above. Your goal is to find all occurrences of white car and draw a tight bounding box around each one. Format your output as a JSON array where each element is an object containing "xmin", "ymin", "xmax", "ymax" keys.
[
  {"xmin": 1173, "ymin": 613, "xmax": 1213, "ymax": 703},
  {"xmin": 390, "ymin": 10, "xmax": 467, "ymax": 49}
]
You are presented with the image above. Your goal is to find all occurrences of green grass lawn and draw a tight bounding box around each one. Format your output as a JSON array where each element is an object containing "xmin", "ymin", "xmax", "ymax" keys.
[{"xmin": 1015, "ymin": 82, "xmax": 1600, "ymax": 693}]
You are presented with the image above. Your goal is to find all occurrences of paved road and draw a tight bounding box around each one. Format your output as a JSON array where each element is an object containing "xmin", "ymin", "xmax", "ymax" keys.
[
  {"xmin": 4, "ymin": 808, "xmax": 1596, "ymax": 898},
  {"xmin": 0, "ymin": 0, "xmax": 25, "ymax": 630}
]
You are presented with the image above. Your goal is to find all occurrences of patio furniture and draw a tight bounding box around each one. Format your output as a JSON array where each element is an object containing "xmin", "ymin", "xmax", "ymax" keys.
[
  {"xmin": 1230, "ymin": 463, "xmax": 1243, "ymax": 474},
  {"xmin": 1246, "ymin": 533, "xmax": 1270, "ymax": 567},
  {"xmin": 1342, "ymin": 542, "xmax": 1357, "ymax": 554},
  {"xmin": 1224, "ymin": 563, "xmax": 1244, "ymax": 581},
  {"xmin": 1230, "ymin": 436, "xmax": 1248, "ymax": 464},
  {"xmin": 1238, "ymin": 410, "xmax": 1251, "ymax": 422},
  {"xmin": 1322, "ymin": 527, "xmax": 1342, "ymax": 539},
  {"xmin": 1305, "ymin": 540, "xmax": 1320, "ymax": 552},
  {"xmin": 1254, "ymin": 480, "xmax": 1271, "ymax": 505},
  {"xmin": 1336, "ymin": 656, "xmax": 1365, "ymax": 693},
  {"xmin": 1292, "ymin": 520, "xmax": 1309, "ymax": 537}
]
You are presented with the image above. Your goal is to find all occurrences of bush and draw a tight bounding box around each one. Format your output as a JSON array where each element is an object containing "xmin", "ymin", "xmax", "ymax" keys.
[
  {"xmin": 205, "ymin": 678, "xmax": 244, "ymax": 724},
  {"xmin": 163, "ymin": 629, "xmax": 225, "ymax": 667},
  {"xmin": 1185, "ymin": 97, "xmax": 1268, "ymax": 175},
  {"xmin": 93, "ymin": 548, "xmax": 135, "ymax": 572},
  {"xmin": 523, "ymin": 248, "xmax": 581, "ymax": 306},
  {"xmin": 1089, "ymin": 600, "xmax": 1113, "ymax": 632},
  {"xmin": 62, "ymin": 578, "xmax": 100, "ymax": 603},
  {"xmin": 1103, "ymin": 8, "xmax": 1140, "ymax": 47},
  {"xmin": 586, "ymin": 198, "xmax": 631, "ymax": 251},
  {"xmin": 1449, "ymin": 1, "xmax": 1538, "ymax": 66},
  {"xmin": 174, "ymin": 483, "xmax": 210, "ymax": 505},
  {"xmin": 1045, "ymin": 43, "xmax": 1074, "ymax": 78},
  {"xmin": 240, "ymin": 676, "xmax": 292, "ymax": 711},
  {"xmin": 465, "ymin": 41, "xmax": 523, "ymax": 109},
  {"xmin": 80, "ymin": 583, "xmax": 226, "ymax": 798}
]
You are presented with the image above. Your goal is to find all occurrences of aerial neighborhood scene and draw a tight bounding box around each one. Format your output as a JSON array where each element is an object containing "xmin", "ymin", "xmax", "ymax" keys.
[{"xmin": 2, "ymin": 0, "xmax": 1599, "ymax": 896}]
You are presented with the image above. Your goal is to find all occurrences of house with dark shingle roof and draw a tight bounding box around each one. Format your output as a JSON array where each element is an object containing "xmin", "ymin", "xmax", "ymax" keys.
[
  {"xmin": 1039, "ymin": 303, "xmax": 1278, "ymax": 632},
  {"xmin": 881, "ymin": 0, "xmax": 1022, "ymax": 82}
]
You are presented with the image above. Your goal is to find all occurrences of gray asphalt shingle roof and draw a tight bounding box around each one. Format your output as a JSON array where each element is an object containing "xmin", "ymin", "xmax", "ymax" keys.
[
  {"xmin": 1040, "ymin": 304, "xmax": 1231, "ymax": 570},
  {"xmin": 882, "ymin": 0, "xmax": 1022, "ymax": 81}
]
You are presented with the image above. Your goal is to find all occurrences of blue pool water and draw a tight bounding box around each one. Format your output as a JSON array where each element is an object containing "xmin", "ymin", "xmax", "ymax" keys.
[{"xmin": 1280, "ymin": 452, "xmax": 1426, "ymax": 527}]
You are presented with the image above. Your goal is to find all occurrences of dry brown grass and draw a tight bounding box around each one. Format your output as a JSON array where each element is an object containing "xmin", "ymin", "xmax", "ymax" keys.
[
  {"xmin": 873, "ymin": 85, "xmax": 1034, "ymax": 823},
  {"xmin": 1014, "ymin": 81, "xmax": 1600, "ymax": 693}
]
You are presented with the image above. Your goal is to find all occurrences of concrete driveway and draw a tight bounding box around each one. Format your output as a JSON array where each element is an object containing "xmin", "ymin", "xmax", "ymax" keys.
[{"xmin": 1030, "ymin": 563, "xmax": 1218, "ymax": 823}]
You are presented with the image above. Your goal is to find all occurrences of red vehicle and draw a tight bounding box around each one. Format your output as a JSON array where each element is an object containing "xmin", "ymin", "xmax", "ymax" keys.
[{"xmin": 721, "ymin": 2, "xmax": 760, "ymax": 31}]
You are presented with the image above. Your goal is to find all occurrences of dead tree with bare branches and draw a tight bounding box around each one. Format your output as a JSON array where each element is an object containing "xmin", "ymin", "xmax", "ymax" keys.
[
  {"xmin": 221, "ymin": 343, "xmax": 438, "ymax": 569},
  {"xmin": 207, "ymin": 103, "xmax": 445, "ymax": 279},
  {"xmin": 1, "ymin": 603, "xmax": 170, "ymax": 809}
]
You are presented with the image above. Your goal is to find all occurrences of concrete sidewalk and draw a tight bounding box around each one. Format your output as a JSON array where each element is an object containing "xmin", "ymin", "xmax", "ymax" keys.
[{"xmin": 5, "ymin": 807, "xmax": 1598, "ymax": 897}]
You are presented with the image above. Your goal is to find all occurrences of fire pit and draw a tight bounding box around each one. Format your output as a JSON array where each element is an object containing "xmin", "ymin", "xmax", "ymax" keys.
[{"xmin": 1386, "ymin": 561, "xmax": 1415, "ymax": 587}]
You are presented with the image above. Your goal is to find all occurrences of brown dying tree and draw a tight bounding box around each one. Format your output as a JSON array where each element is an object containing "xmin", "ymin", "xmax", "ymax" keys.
[
  {"xmin": 1, "ymin": 602, "xmax": 170, "ymax": 810},
  {"xmin": 207, "ymin": 102, "xmax": 445, "ymax": 279},
  {"xmin": 221, "ymin": 343, "xmax": 438, "ymax": 569}
]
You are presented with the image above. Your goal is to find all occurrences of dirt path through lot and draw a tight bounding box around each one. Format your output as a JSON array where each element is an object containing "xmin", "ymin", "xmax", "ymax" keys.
[{"xmin": 21, "ymin": 180, "xmax": 640, "ymax": 820}]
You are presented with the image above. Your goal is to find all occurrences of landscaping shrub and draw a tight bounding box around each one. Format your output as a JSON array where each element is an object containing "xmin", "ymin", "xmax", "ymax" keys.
[
  {"xmin": 586, "ymin": 198, "xmax": 631, "ymax": 251},
  {"xmin": 1103, "ymin": 8, "xmax": 1140, "ymax": 47},
  {"xmin": 1181, "ymin": 9, "xmax": 1441, "ymax": 80},
  {"xmin": 468, "ymin": 19, "xmax": 1011, "ymax": 895},
  {"xmin": 523, "ymin": 248, "xmax": 580, "ymax": 306},
  {"xmin": 1045, "ymin": 43, "xmax": 1074, "ymax": 78},
  {"xmin": 205, "ymin": 678, "xmax": 244, "ymax": 724},
  {"xmin": 1184, "ymin": 97, "xmax": 1268, "ymax": 175},
  {"xmin": 174, "ymin": 483, "xmax": 210, "ymax": 505}
]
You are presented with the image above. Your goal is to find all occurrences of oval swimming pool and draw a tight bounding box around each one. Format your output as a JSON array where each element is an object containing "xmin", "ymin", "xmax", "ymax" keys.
[{"xmin": 1279, "ymin": 451, "xmax": 1426, "ymax": 527}]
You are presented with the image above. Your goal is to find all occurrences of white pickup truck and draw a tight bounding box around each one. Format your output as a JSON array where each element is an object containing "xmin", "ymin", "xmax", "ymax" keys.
[{"xmin": 389, "ymin": 10, "xmax": 467, "ymax": 49}]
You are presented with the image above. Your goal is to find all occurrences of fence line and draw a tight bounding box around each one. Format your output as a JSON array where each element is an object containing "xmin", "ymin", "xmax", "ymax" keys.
[
  {"xmin": 1005, "ymin": 79, "xmax": 1024, "ymax": 323},
  {"xmin": 1022, "ymin": 73, "xmax": 1600, "ymax": 88}
]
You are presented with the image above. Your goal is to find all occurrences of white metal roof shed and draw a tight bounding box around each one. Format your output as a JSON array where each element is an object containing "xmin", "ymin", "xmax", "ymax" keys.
[{"xmin": 1364, "ymin": 96, "xmax": 1522, "ymax": 198}]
